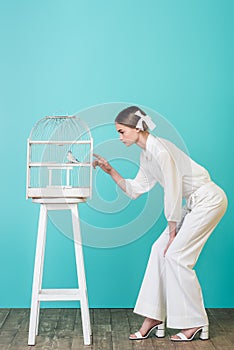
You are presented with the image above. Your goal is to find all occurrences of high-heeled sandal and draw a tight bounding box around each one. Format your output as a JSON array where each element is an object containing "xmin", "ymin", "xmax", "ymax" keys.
[
  {"xmin": 129, "ymin": 322, "xmax": 165, "ymax": 340},
  {"xmin": 170, "ymin": 325, "xmax": 209, "ymax": 342}
]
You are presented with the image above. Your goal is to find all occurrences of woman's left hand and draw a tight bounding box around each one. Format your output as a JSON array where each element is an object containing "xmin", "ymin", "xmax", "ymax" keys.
[
  {"xmin": 164, "ymin": 236, "xmax": 175, "ymax": 256},
  {"xmin": 164, "ymin": 221, "xmax": 177, "ymax": 256}
]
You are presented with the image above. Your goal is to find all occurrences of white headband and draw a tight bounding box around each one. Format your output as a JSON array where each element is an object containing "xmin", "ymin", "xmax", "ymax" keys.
[{"xmin": 135, "ymin": 110, "xmax": 156, "ymax": 131}]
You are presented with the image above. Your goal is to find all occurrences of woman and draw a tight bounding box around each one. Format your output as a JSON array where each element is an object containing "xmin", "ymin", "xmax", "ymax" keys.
[{"xmin": 93, "ymin": 106, "xmax": 227, "ymax": 342}]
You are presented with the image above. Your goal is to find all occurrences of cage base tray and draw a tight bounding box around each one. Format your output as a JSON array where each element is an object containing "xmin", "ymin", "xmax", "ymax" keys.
[{"xmin": 28, "ymin": 187, "xmax": 90, "ymax": 198}]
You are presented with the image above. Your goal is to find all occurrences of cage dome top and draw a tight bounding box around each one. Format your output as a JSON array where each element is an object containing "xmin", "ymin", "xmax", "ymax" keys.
[{"xmin": 29, "ymin": 116, "xmax": 91, "ymax": 141}]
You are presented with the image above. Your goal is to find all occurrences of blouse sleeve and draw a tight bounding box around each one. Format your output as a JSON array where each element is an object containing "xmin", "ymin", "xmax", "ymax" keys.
[
  {"xmin": 125, "ymin": 160, "xmax": 157, "ymax": 200},
  {"xmin": 157, "ymin": 150, "xmax": 182, "ymax": 222}
]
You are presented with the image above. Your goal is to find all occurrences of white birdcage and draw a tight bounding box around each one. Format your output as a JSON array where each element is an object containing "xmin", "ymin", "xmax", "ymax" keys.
[{"xmin": 26, "ymin": 115, "xmax": 93, "ymax": 199}]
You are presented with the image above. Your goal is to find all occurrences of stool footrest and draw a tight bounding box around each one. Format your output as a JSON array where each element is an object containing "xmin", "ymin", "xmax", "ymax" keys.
[{"xmin": 39, "ymin": 288, "xmax": 81, "ymax": 301}]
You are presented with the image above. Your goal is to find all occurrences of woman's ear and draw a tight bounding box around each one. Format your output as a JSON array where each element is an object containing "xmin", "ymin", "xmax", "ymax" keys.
[{"xmin": 136, "ymin": 128, "xmax": 140, "ymax": 133}]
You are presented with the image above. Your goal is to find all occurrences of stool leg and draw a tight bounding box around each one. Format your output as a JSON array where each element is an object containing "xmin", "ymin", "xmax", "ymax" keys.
[
  {"xmin": 71, "ymin": 205, "xmax": 91, "ymax": 345},
  {"xmin": 35, "ymin": 207, "xmax": 47, "ymax": 336},
  {"xmin": 28, "ymin": 204, "xmax": 47, "ymax": 345}
]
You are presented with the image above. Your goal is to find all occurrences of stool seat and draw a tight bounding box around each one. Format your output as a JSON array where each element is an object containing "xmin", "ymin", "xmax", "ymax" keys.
[
  {"xmin": 28, "ymin": 198, "xmax": 91, "ymax": 346},
  {"xmin": 32, "ymin": 197, "xmax": 86, "ymax": 204}
]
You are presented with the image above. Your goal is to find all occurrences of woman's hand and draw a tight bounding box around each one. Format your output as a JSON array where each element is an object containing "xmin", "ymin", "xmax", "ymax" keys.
[
  {"xmin": 164, "ymin": 221, "xmax": 177, "ymax": 256},
  {"xmin": 93, "ymin": 153, "xmax": 113, "ymax": 174},
  {"xmin": 93, "ymin": 154, "xmax": 126, "ymax": 192},
  {"xmin": 163, "ymin": 236, "xmax": 176, "ymax": 256}
]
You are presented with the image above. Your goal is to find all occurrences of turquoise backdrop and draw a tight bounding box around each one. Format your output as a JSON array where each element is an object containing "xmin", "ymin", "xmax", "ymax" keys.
[{"xmin": 0, "ymin": 0, "xmax": 233, "ymax": 308}]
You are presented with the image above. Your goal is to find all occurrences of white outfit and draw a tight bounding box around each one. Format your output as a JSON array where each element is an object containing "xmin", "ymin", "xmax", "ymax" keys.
[{"xmin": 125, "ymin": 134, "xmax": 227, "ymax": 328}]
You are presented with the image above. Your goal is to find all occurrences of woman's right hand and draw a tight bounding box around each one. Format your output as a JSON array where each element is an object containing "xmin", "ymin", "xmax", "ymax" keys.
[
  {"xmin": 93, "ymin": 154, "xmax": 126, "ymax": 193},
  {"xmin": 92, "ymin": 153, "xmax": 113, "ymax": 174}
]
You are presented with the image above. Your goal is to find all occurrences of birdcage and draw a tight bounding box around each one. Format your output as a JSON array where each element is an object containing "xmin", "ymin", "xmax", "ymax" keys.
[{"xmin": 26, "ymin": 116, "xmax": 93, "ymax": 199}]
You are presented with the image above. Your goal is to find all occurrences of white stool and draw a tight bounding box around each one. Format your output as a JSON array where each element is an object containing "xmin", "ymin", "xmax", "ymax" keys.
[{"xmin": 28, "ymin": 198, "xmax": 91, "ymax": 346}]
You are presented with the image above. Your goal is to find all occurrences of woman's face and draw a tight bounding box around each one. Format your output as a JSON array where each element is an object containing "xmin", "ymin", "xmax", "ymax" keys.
[{"xmin": 115, "ymin": 123, "xmax": 139, "ymax": 147}]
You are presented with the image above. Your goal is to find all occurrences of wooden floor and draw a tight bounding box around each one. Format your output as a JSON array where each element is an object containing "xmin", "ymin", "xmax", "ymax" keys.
[{"xmin": 0, "ymin": 308, "xmax": 233, "ymax": 350}]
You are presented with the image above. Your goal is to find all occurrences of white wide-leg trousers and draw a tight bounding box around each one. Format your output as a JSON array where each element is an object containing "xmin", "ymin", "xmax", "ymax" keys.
[{"xmin": 134, "ymin": 181, "xmax": 227, "ymax": 329}]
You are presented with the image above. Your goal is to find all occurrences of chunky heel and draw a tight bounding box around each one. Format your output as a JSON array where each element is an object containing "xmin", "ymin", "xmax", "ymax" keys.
[
  {"xmin": 155, "ymin": 322, "xmax": 165, "ymax": 338},
  {"xmin": 199, "ymin": 325, "xmax": 209, "ymax": 340}
]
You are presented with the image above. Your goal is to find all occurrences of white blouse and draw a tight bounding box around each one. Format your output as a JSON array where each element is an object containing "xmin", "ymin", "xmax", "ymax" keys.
[{"xmin": 125, "ymin": 134, "xmax": 211, "ymax": 222}]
